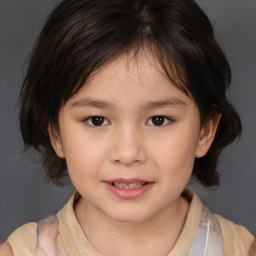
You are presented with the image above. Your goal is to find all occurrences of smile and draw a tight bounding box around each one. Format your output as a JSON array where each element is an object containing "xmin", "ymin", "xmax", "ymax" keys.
[
  {"xmin": 111, "ymin": 182, "xmax": 147, "ymax": 189},
  {"xmin": 105, "ymin": 179, "xmax": 153, "ymax": 199}
]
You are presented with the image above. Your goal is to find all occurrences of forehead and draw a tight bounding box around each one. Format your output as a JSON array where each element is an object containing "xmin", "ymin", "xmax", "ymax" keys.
[{"xmin": 70, "ymin": 50, "xmax": 190, "ymax": 103}]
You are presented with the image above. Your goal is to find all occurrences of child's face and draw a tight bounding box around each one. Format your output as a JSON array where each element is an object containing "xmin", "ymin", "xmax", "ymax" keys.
[{"xmin": 50, "ymin": 51, "xmax": 215, "ymax": 223}]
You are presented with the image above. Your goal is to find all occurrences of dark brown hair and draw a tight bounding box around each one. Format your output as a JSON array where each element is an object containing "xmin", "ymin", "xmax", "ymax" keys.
[{"xmin": 20, "ymin": 0, "xmax": 241, "ymax": 186}]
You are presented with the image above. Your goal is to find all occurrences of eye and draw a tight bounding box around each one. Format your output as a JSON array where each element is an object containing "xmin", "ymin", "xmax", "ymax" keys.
[
  {"xmin": 84, "ymin": 116, "xmax": 110, "ymax": 127},
  {"xmin": 147, "ymin": 116, "xmax": 173, "ymax": 127}
]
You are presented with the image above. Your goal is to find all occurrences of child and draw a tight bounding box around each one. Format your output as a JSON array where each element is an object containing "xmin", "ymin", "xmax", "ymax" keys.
[{"xmin": 1, "ymin": 0, "xmax": 255, "ymax": 255}]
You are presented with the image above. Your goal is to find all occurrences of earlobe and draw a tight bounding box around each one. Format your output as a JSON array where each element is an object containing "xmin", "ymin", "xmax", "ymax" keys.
[
  {"xmin": 48, "ymin": 124, "xmax": 65, "ymax": 158},
  {"xmin": 195, "ymin": 114, "xmax": 221, "ymax": 158}
]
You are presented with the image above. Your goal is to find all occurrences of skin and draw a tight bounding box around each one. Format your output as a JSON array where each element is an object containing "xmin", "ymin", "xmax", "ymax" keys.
[
  {"xmin": 0, "ymin": 242, "xmax": 14, "ymax": 256},
  {"xmin": 250, "ymin": 239, "xmax": 256, "ymax": 256},
  {"xmin": 49, "ymin": 50, "xmax": 220, "ymax": 256}
]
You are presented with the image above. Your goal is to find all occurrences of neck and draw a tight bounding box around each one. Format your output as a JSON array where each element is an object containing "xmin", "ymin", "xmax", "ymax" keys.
[{"xmin": 74, "ymin": 196, "xmax": 189, "ymax": 256}]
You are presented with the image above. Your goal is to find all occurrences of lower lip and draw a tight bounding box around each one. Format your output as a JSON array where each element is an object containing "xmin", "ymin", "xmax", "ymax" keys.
[{"xmin": 105, "ymin": 182, "xmax": 154, "ymax": 199}]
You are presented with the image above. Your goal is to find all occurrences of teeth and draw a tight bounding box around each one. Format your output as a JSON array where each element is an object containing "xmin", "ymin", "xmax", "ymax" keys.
[{"xmin": 112, "ymin": 182, "xmax": 146, "ymax": 189}]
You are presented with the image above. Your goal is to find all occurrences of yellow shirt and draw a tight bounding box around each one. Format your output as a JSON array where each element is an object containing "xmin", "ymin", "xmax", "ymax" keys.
[{"xmin": 7, "ymin": 191, "xmax": 255, "ymax": 256}]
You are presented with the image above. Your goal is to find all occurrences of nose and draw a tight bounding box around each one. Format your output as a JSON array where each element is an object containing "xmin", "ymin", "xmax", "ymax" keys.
[{"xmin": 109, "ymin": 125, "xmax": 146, "ymax": 166}]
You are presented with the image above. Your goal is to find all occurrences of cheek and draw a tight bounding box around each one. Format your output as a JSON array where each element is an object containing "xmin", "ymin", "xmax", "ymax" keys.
[
  {"xmin": 62, "ymin": 135, "xmax": 107, "ymax": 181},
  {"xmin": 65, "ymin": 146, "xmax": 104, "ymax": 196},
  {"xmin": 150, "ymin": 129, "xmax": 199, "ymax": 175},
  {"xmin": 153, "ymin": 140, "xmax": 195, "ymax": 195}
]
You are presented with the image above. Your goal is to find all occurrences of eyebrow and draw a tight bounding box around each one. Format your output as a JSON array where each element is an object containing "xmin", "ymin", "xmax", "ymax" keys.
[
  {"xmin": 141, "ymin": 98, "xmax": 187, "ymax": 109},
  {"xmin": 71, "ymin": 97, "xmax": 187, "ymax": 109},
  {"xmin": 72, "ymin": 98, "xmax": 114, "ymax": 109}
]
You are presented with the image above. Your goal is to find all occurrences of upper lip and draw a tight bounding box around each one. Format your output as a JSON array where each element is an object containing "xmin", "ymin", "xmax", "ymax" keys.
[{"xmin": 105, "ymin": 178, "xmax": 152, "ymax": 184}]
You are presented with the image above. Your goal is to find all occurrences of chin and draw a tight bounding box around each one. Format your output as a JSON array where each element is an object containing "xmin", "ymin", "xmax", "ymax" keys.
[{"xmin": 105, "ymin": 207, "xmax": 153, "ymax": 224}]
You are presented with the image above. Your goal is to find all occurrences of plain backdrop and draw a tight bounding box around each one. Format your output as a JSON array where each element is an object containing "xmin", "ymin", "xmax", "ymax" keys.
[{"xmin": 0, "ymin": 0, "xmax": 256, "ymax": 240}]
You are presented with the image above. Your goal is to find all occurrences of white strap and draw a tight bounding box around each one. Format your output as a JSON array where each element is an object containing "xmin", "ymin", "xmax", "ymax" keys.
[
  {"xmin": 36, "ymin": 216, "xmax": 69, "ymax": 256},
  {"xmin": 186, "ymin": 205, "xmax": 224, "ymax": 256}
]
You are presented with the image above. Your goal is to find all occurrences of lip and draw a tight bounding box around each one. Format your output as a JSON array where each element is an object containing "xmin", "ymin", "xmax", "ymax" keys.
[
  {"xmin": 106, "ymin": 178, "xmax": 150, "ymax": 184},
  {"xmin": 104, "ymin": 178, "xmax": 154, "ymax": 200}
]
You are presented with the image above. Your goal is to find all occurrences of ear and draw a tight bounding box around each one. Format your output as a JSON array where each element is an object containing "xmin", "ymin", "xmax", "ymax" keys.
[
  {"xmin": 195, "ymin": 114, "xmax": 221, "ymax": 158},
  {"xmin": 48, "ymin": 124, "xmax": 65, "ymax": 158}
]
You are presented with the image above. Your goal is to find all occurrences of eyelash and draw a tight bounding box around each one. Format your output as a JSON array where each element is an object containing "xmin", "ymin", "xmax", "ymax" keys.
[
  {"xmin": 147, "ymin": 116, "xmax": 174, "ymax": 127},
  {"xmin": 84, "ymin": 116, "xmax": 110, "ymax": 127},
  {"xmin": 83, "ymin": 116, "xmax": 174, "ymax": 128}
]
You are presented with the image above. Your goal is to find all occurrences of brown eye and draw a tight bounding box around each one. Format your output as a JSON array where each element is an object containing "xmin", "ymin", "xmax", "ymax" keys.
[
  {"xmin": 152, "ymin": 116, "xmax": 165, "ymax": 126},
  {"xmin": 85, "ymin": 116, "xmax": 109, "ymax": 126},
  {"xmin": 147, "ymin": 116, "xmax": 172, "ymax": 126}
]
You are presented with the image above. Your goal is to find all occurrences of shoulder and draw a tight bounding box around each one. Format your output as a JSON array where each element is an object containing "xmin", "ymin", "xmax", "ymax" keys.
[
  {"xmin": 216, "ymin": 214, "xmax": 255, "ymax": 256},
  {"xmin": 0, "ymin": 241, "xmax": 13, "ymax": 256},
  {"xmin": 7, "ymin": 222, "xmax": 37, "ymax": 256}
]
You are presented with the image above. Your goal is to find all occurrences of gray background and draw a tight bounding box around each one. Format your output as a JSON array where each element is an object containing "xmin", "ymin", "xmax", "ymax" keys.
[{"xmin": 0, "ymin": 0, "xmax": 255, "ymax": 241}]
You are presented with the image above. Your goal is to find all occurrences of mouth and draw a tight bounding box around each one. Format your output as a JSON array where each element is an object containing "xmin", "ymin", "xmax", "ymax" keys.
[
  {"xmin": 105, "ymin": 179, "xmax": 153, "ymax": 199},
  {"xmin": 110, "ymin": 182, "xmax": 148, "ymax": 189}
]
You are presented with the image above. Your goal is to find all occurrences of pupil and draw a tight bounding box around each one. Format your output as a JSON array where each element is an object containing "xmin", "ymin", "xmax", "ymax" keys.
[
  {"xmin": 152, "ymin": 116, "xmax": 164, "ymax": 126},
  {"xmin": 92, "ymin": 116, "xmax": 104, "ymax": 126}
]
